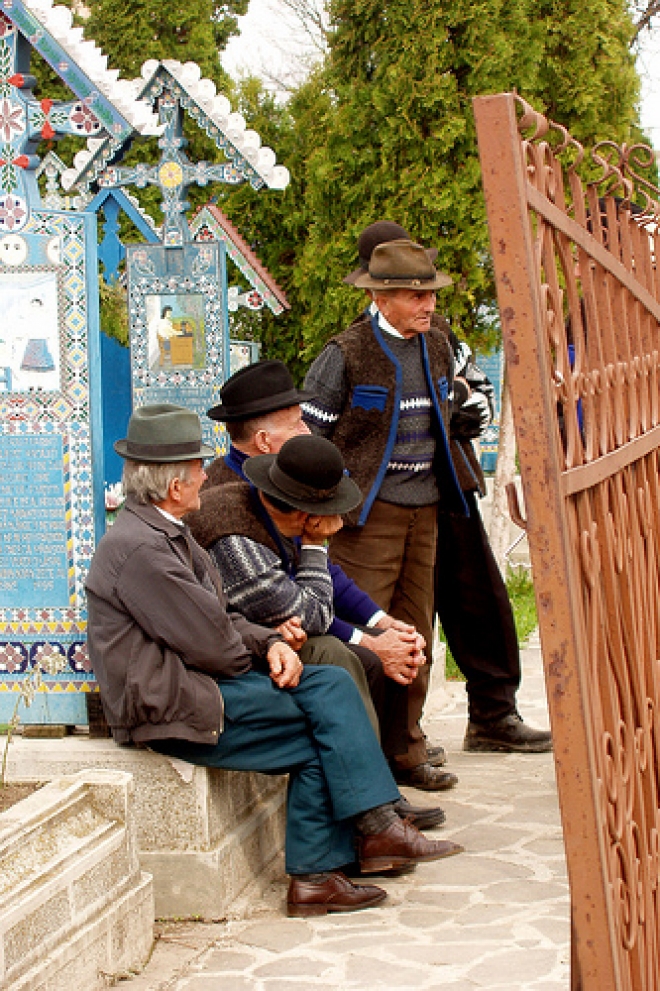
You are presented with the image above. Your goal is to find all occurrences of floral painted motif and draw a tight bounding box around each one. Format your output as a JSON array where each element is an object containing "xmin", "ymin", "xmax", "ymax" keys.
[
  {"xmin": 0, "ymin": 192, "xmax": 26, "ymax": 230},
  {"xmin": 69, "ymin": 101, "xmax": 101, "ymax": 135},
  {"xmin": 0, "ymin": 98, "xmax": 24, "ymax": 143}
]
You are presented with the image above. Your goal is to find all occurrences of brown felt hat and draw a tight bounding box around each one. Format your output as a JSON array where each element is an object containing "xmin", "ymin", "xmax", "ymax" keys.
[
  {"xmin": 114, "ymin": 404, "xmax": 215, "ymax": 462},
  {"xmin": 352, "ymin": 239, "xmax": 452, "ymax": 291},
  {"xmin": 343, "ymin": 220, "xmax": 439, "ymax": 285},
  {"xmin": 207, "ymin": 360, "xmax": 315, "ymax": 422},
  {"xmin": 243, "ymin": 435, "xmax": 362, "ymax": 515}
]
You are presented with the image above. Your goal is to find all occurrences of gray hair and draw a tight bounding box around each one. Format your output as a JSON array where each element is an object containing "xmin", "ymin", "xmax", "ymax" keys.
[{"xmin": 122, "ymin": 460, "xmax": 194, "ymax": 504}]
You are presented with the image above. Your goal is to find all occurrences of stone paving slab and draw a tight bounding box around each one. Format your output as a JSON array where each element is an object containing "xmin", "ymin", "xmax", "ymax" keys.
[{"xmin": 126, "ymin": 637, "xmax": 570, "ymax": 990}]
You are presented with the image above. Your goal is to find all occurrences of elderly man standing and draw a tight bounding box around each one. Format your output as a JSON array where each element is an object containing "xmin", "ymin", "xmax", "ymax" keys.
[
  {"xmin": 303, "ymin": 240, "xmax": 464, "ymax": 791},
  {"xmin": 339, "ymin": 222, "xmax": 551, "ymax": 758},
  {"xmin": 85, "ymin": 404, "xmax": 462, "ymax": 917}
]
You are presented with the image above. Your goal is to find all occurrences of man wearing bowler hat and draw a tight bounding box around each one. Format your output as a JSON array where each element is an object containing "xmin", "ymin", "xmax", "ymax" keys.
[
  {"xmin": 85, "ymin": 404, "xmax": 462, "ymax": 917},
  {"xmin": 203, "ymin": 359, "xmax": 313, "ymax": 491},
  {"xmin": 190, "ymin": 432, "xmax": 385, "ymax": 740},
  {"xmin": 198, "ymin": 361, "xmax": 456, "ymax": 801},
  {"xmin": 187, "ymin": 434, "xmax": 446, "ymax": 829}
]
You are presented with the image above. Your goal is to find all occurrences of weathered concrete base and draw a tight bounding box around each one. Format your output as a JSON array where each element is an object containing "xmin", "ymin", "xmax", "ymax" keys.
[
  {"xmin": 0, "ymin": 770, "xmax": 154, "ymax": 991},
  {"xmin": 5, "ymin": 737, "xmax": 287, "ymax": 920}
]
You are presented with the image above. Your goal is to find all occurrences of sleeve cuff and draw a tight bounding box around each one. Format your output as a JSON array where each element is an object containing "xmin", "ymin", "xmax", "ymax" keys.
[
  {"xmin": 300, "ymin": 544, "xmax": 329, "ymax": 553},
  {"xmin": 366, "ymin": 610, "xmax": 386, "ymax": 627},
  {"xmin": 348, "ymin": 628, "xmax": 363, "ymax": 645}
]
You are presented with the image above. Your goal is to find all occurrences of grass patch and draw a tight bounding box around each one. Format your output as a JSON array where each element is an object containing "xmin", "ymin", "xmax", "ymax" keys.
[{"xmin": 441, "ymin": 566, "xmax": 537, "ymax": 681}]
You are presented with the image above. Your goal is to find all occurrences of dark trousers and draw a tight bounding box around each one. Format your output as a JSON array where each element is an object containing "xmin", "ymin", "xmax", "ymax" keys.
[
  {"xmin": 150, "ymin": 665, "xmax": 399, "ymax": 875},
  {"xmin": 299, "ymin": 635, "xmax": 380, "ymax": 739},
  {"xmin": 350, "ymin": 642, "xmax": 409, "ymax": 759},
  {"xmin": 435, "ymin": 490, "xmax": 520, "ymax": 723},
  {"xmin": 330, "ymin": 501, "xmax": 438, "ymax": 769}
]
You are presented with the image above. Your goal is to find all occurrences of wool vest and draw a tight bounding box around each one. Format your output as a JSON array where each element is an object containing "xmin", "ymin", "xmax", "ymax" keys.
[
  {"xmin": 186, "ymin": 482, "xmax": 279, "ymax": 555},
  {"xmin": 329, "ymin": 313, "xmax": 467, "ymax": 526}
]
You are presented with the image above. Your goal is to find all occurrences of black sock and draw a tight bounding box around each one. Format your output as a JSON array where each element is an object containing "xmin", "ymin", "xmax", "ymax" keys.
[{"xmin": 356, "ymin": 802, "xmax": 399, "ymax": 835}]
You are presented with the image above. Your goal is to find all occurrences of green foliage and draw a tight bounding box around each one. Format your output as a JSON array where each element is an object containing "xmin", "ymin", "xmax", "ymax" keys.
[
  {"xmin": 81, "ymin": 0, "xmax": 244, "ymax": 86},
  {"xmin": 443, "ymin": 565, "xmax": 538, "ymax": 681},
  {"xmin": 211, "ymin": 0, "xmax": 648, "ymax": 369},
  {"xmin": 99, "ymin": 278, "xmax": 129, "ymax": 346}
]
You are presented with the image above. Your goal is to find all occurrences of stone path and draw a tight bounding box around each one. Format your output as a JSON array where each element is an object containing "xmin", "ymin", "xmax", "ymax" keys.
[{"xmin": 127, "ymin": 635, "xmax": 569, "ymax": 991}]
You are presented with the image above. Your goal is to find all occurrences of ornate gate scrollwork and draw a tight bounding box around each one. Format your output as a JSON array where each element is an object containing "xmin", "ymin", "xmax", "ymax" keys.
[{"xmin": 473, "ymin": 93, "xmax": 660, "ymax": 991}]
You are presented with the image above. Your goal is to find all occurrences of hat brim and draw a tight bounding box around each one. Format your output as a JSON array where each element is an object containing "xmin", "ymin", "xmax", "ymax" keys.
[
  {"xmin": 244, "ymin": 454, "xmax": 363, "ymax": 516},
  {"xmin": 352, "ymin": 270, "xmax": 453, "ymax": 291},
  {"xmin": 344, "ymin": 247, "xmax": 439, "ymax": 286},
  {"xmin": 207, "ymin": 386, "xmax": 316, "ymax": 422},
  {"xmin": 114, "ymin": 439, "xmax": 216, "ymax": 462}
]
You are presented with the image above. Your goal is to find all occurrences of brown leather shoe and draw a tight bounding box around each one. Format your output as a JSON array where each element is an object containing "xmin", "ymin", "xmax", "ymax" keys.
[
  {"xmin": 394, "ymin": 762, "xmax": 459, "ymax": 791},
  {"xmin": 359, "ymin": 818, "xmax": 464, "ymax": 874},
  {"xmin": 287, "ymin": 871, "xmax": 387, "ymax": 917}
]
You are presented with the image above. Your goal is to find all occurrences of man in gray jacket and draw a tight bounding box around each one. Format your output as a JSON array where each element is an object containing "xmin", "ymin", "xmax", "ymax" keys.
[{"xmin": 85, "ymin": 404, "xmax": 462, "ymax": 917}]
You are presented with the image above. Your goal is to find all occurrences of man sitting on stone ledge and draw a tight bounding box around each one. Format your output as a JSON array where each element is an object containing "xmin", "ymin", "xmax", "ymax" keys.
[
  {"xmin": 85, "ymin": 404, "xmax": 463, "ymax": 917},
  {"xmin": 186, "ymin": 433, "xmax": 446, "ymax": 830}
]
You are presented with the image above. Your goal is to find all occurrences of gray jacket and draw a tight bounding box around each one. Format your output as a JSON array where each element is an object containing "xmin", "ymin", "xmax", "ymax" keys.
[{"xmin": 85, "ymin": 496, "xmax": 281, "ymax": 746}]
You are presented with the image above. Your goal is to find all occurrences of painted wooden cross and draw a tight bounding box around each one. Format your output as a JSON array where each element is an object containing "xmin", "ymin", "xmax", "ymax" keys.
[
  {"xmin": 97, "ymin": 84, "xmax": 245, "ymax": 248},
  {"xmin": 0, "ymin": 10, "xmax": 104, "ymax": 230}
]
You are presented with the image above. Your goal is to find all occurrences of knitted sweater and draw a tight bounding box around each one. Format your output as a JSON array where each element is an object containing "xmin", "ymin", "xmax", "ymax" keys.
[
  {"xmin": 303, "ymin": 311, "xmax": 467, "ymax": 526},
  {"xmin": 186, "ymin": 482, "xmax": 334, "ymax": 634}
]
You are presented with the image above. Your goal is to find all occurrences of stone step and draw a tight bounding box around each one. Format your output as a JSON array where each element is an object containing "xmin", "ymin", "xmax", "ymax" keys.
[
  {"xmin": 5, "ymin": 738, "xmax": 287, "ymax": 920},
  {"xmin": 0, "ymin": 769, "xmax": 154, "ymax": 990}
]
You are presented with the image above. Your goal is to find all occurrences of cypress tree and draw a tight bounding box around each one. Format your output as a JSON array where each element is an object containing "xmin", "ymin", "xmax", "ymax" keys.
[{"xmin": 287, "ymin": 0, "xmax": 643, "ymax": 355}]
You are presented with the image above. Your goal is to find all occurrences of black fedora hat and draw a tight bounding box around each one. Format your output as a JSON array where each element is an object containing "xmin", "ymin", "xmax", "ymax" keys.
[
  {"xmin": 207, "ymin": 360, "xmax": 316, "ymax": 422},
  {"xmin": 243, "ymin": 435, "xmax": 362, "ymax": 515},
  {"xmin": 343, "ymin": 220, "xmax": 439, "ymax": 285},
  {"xmin": 114, "ymin": 404, "xmax": 215, "ymax": 463}
]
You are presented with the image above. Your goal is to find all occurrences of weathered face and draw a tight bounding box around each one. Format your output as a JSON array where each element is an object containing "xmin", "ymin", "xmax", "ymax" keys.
[
  {"xmin": 260, "ymin": 405, "xmax": 310, "ymax": 453},
  {"xmin": 375, "ymin": 289, "xmax": 437, "ymax": 338},
  {"xmin": 177, "ymin": 459, "xmax": 207, "ymax": 515}
]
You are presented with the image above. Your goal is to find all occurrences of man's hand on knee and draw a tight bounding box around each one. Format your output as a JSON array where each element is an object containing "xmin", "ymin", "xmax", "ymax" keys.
[{"xmin": 267, "ymin": 641, "xmax": 304, "ymax": 689}]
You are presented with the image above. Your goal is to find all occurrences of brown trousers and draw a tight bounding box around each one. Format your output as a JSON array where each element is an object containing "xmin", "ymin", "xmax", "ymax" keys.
[{"xmin": 329, "ymin": 500, "xmax": 437, "ymax": 769}]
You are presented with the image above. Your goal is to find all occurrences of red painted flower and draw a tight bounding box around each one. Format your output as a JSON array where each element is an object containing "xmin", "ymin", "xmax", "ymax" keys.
[{"xmin": 70, "ymin": 102, "xmax": 101, "ymax": 135}]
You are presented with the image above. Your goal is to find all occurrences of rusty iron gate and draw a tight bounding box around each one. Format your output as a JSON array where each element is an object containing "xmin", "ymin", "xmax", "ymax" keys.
[{"xmin": 473, "ymin": 93, "xmax": 660, "ymax": 991}]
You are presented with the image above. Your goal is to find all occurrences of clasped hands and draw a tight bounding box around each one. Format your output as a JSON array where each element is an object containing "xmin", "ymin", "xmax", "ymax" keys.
[{"xmin": 361, "ymin": 615, "xmax": 426, "ymax": 686}]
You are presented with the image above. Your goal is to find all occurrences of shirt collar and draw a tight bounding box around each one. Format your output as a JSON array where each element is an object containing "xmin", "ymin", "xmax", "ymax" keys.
[
  {"xmin": 370, "ymin": 300, "xmax": 406, "ymax": 339},
  {"xmin": 154, "ymin": 505, "xmax": 184, "ymax": 527}
]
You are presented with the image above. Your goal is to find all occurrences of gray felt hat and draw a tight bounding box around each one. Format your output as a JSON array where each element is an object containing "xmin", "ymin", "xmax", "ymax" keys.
[{"xmin": 114, "ymin": 404, "xmax": 215, "ymax": 463}]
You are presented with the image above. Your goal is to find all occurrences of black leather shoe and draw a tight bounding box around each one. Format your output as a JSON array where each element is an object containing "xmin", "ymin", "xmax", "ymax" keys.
[
  {"xmin": 394, "ymin": 763, "xmax": 459, "ymax": 792},
  {"xmin": 359, "ymin": 818, "xmax": 464, "ymax": 873},
  {"xmin": 464, "ymin": 713, "xmax": 552, "ymax": 753},
  {"xmin": 287, "ymin": 871, "xmax": 386, "ymax": 916},
  {"xmin": 394, "ymin": 796, "xmax": 446, "ymax": 830}
]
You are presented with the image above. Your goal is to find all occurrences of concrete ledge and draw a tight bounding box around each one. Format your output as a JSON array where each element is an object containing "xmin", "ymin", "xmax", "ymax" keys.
[
  {"xmin": 0, "ymin": 770, "xmax": 154, "ymax": 990},
  {"xmin": 5, "ymin": 738, "xmax": 287, "ymax": 919}
]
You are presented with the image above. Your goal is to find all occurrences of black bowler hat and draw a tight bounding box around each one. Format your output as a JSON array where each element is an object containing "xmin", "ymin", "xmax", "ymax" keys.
[
  {"xmin": 343, "ymin": 220, "xmax": 439, "ymax": 285},
  {"xmin": 114, "ymin": 404, "xmax": 215, "ymax": 462},
  {"xmin": 207, "ymin": 360, "xmax": 315, "ymax": 422},
  {"xmin": 243, "ymin": 435, "xmax": 362, "ymax": 515}
]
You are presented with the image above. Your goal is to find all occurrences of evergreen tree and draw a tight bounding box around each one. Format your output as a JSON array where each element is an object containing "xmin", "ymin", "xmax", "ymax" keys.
[
  {"xmin": 81, "ymin": 0, "xmax": 247, "ymax": 86},
  {"xmin": 284, "ymin": 0, "xmax": 643, "ymax": 357}
]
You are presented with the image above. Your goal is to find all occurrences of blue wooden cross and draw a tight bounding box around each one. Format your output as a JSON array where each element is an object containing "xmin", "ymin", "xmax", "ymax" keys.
[{"xmin": 97, "ymin": 86, "xmax": 244, "ymax": 248}]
